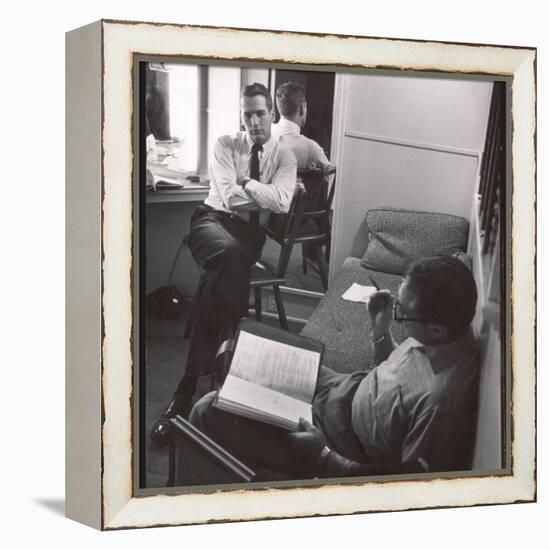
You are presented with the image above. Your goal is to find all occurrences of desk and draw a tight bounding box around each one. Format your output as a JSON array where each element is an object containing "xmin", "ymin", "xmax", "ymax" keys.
[
  {"xmin": 145, "ymin": 185, "xmax": 209, "ymax": 296},
  {"xmin": 146, "ymin": 186, "xmax": 209, "ymax": 204},
  {"xmin": 144, "ymin": 143, "xmax": 212, "ymax": 293}
]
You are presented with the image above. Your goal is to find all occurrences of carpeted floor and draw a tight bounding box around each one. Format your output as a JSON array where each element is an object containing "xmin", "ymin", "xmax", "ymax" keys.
[
  {"xmin": 261, "ymin": 237, "xmax": 327, "ymax": 293},
  {"xmin": 143, "ymin": 312, "xmax": 213, "ymax": 488}
]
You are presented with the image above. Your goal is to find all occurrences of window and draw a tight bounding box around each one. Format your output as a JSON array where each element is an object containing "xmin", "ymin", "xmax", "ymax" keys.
[
  {"xmin": 146, "ymin": 62, "xmax": 249, "ymax": 174},
  {"xmin": 166, "ymin": 64, "xmax": 199, "ymax": 171}
]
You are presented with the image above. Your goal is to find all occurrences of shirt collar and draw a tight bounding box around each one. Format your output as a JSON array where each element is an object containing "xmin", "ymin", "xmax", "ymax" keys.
[
  {"xmin": 245, "ymin": 132, "xmax": 274, "ymax": 154},
  {"xmin": 409, "ymin": 328, "xmax": 479, "ymax": 373},
  {"xmin": 276, "ymin": 118, "xmax": 301, "ymax": 136}
]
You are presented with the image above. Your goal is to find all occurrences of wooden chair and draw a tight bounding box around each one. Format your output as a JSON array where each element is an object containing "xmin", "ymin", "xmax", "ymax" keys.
[
  {"xmin": 250, "ymin": 185, "xmax": 306, "ymax": 330},
  {"xmin": 293, "ymin": 167, "xmax": 337, "ymax": 291}
]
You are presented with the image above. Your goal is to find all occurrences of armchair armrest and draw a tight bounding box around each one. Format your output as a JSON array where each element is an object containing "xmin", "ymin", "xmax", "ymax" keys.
[{"xmin": 168, "ymin": 415, "xmax": 255, "ymax": 487}]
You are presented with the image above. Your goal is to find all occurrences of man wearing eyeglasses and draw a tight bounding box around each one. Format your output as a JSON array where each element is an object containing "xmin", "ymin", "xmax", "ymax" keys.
[{"xmin": 190, "ymin": 255, "xmax": 481, "ymax": 477}]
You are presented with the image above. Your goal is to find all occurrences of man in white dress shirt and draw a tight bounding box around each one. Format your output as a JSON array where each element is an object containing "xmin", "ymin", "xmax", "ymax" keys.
[
  {"xmin": 272, "ymin": 81, "xmax": 332, "ymax": 171},
  {"xmin": 272, "ymin": 81, "xmax": 334, "ymax": 266},
  {"xmin": 151, "ymin": 82, "xmax": 297, "ymax": 445}
]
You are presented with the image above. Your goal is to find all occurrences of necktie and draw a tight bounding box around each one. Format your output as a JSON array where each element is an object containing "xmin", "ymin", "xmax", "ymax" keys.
[{"xmin": 248, "ymin": 143, "xmax": 263, "ymax": 229}]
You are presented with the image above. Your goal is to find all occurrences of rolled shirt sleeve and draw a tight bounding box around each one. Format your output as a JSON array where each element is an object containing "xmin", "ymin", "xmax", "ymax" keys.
[
  {"xmin": 210, "ymin": 136, "xmax": 255, "ymax": 211},
  {"xmin": 309, "ymin": 141, "xmax": 333, "ymax": 172},
  {"xmin": 206, "ymin": 133, "xmax": 297, "ymax": 216},
  {"xmin": 244, "ymin": 146, "xmax": 297, "ymax": 213}
]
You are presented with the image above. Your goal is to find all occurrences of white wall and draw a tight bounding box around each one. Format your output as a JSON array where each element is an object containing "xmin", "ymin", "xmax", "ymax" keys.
[
  {"xmin": 331, "ymin": 73, "xmax": 493, "ymax": 274},
  {"xmin": 241, "ymin": 67, "xmax": 270, "ymax": 88}
]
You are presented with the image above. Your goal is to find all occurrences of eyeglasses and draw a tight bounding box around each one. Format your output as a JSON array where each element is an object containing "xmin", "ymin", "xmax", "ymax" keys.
[{"xmin": 392, "ymin": 300, "xmax": 432, "ymax": 324}]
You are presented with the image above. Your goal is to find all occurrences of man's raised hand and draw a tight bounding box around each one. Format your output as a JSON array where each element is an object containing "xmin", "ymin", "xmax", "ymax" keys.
[{"xmin": 366, "ymin": 290, "xmax": 394, "ymax": 338}]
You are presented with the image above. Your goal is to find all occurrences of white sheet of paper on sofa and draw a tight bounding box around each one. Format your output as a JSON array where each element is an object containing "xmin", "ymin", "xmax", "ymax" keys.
[{"xmin": 341, "ymin": 283, "xmax": 378, "ymax": 303}]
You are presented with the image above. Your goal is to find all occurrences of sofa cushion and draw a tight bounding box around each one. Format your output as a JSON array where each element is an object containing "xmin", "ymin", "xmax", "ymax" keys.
[
  {"xmin": 360, "ymin": 208, "xmax": 469, "ymax": 275},
  {"xmin": 301, "ymin": 257, "xmax": 408, "ymax": 373}
]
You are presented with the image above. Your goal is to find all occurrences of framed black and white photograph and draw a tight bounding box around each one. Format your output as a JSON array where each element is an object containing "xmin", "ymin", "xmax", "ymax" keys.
[{"xmin": 65, "ymin": 19, "xmax": 536, "ymax": 530}]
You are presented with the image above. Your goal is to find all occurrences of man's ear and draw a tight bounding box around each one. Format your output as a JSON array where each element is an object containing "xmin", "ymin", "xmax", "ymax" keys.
[
  {"xmin": 428, "ymin": 324, "xmax": 449, "ymax": 341},
  {"xmin": 270, "ymin": 109, "xmax": 275, "ymax": 123}
]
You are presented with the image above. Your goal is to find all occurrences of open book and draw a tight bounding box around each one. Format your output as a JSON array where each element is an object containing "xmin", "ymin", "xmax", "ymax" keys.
[{"xmin": 213, "ymin": 320, "xmax": 324, "ymax": 431}]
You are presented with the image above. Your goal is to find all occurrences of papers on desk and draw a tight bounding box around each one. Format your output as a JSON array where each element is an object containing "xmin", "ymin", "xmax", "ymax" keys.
[
  {"xmin": 341, "ymin": 283, "xmax": 378, "ymax": 303},
  {"xmin": 146, "ymin": 161, "xmax": 206, "ymax": 191},
  {"xmin": 148, "ymin": 160, "xmax": 188, "ymax": 178},
  {"xmin": 149, "ymin": 173, "xmax": 185, "ymax": 191},
  {"xmin": 145, "ymin": 136, "xmax": 209, "ymax": 191}
]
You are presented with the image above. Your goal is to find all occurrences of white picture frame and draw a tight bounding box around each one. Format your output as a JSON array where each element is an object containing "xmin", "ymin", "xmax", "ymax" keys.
[{"xmin": 66, "ymin": 19, "xmax": 536, "ymax": 530}]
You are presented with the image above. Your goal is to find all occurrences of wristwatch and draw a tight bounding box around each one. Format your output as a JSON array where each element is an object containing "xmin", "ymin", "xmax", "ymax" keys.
[{"xmin": 316, "ymin": 446, "xmax": 332, "ymax": 472}]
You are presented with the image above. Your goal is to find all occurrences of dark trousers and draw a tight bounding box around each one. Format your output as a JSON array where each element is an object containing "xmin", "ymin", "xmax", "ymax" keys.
[
  {"xmin": 176, "ymin": 205, "xmax": 266, "ymax": 393},
  {"xmin": 189, "ymin": 366, "xmax": 369, "ymax": 477}
]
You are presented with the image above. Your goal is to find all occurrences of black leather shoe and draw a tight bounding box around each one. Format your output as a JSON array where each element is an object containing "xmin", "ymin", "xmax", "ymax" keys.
[{"xmin": 150, "ymin": 393, "xmax": 194, "ymax": 446}]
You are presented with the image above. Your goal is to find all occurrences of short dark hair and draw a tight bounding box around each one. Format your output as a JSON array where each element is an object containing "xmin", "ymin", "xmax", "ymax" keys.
[
  {"xmin": 275, "ymin": 81, "xmax": 306, "ymax": 117},
  {"xmin": 241, "ymin": 82, "xmax": 273, "ymax": 111},
  {"xmin": 404, "ymin": 255, "xmax": 478, "ymax": 337}
]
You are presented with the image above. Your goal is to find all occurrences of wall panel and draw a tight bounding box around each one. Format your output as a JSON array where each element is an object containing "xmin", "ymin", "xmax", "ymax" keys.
[{"xmin": 330, "ymin": 73, "xmax": 492, "ymax": 276}]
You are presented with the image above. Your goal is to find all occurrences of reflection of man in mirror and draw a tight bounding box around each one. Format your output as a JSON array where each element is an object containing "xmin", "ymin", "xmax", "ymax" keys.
[
  {"xmin": 272, "ymin": 81, "xmax": 335, "ymax": 261},
  {"xmin": 151, "ymin": 82, "xmax": 297, "ymax": 445},
  {"xmin": 190, "ymin": 256, "xmax": 481, "ymax": 478},
  {"xmin": 272, "ymin": 81, "xmax": 333, "ymax": 171}
]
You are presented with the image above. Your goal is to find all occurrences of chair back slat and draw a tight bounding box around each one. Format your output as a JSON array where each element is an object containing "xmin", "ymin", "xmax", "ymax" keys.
[
  {"xmin": 257, "ymin": 166, "xmax": 336, "ymax": 296},
  {"xmin": 296, "ymin": 167, "xmax": 337, "ymax": 241},
  {"xmin": 276, "ymin": 186, "xmax": 306, "ymax": 278}
]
